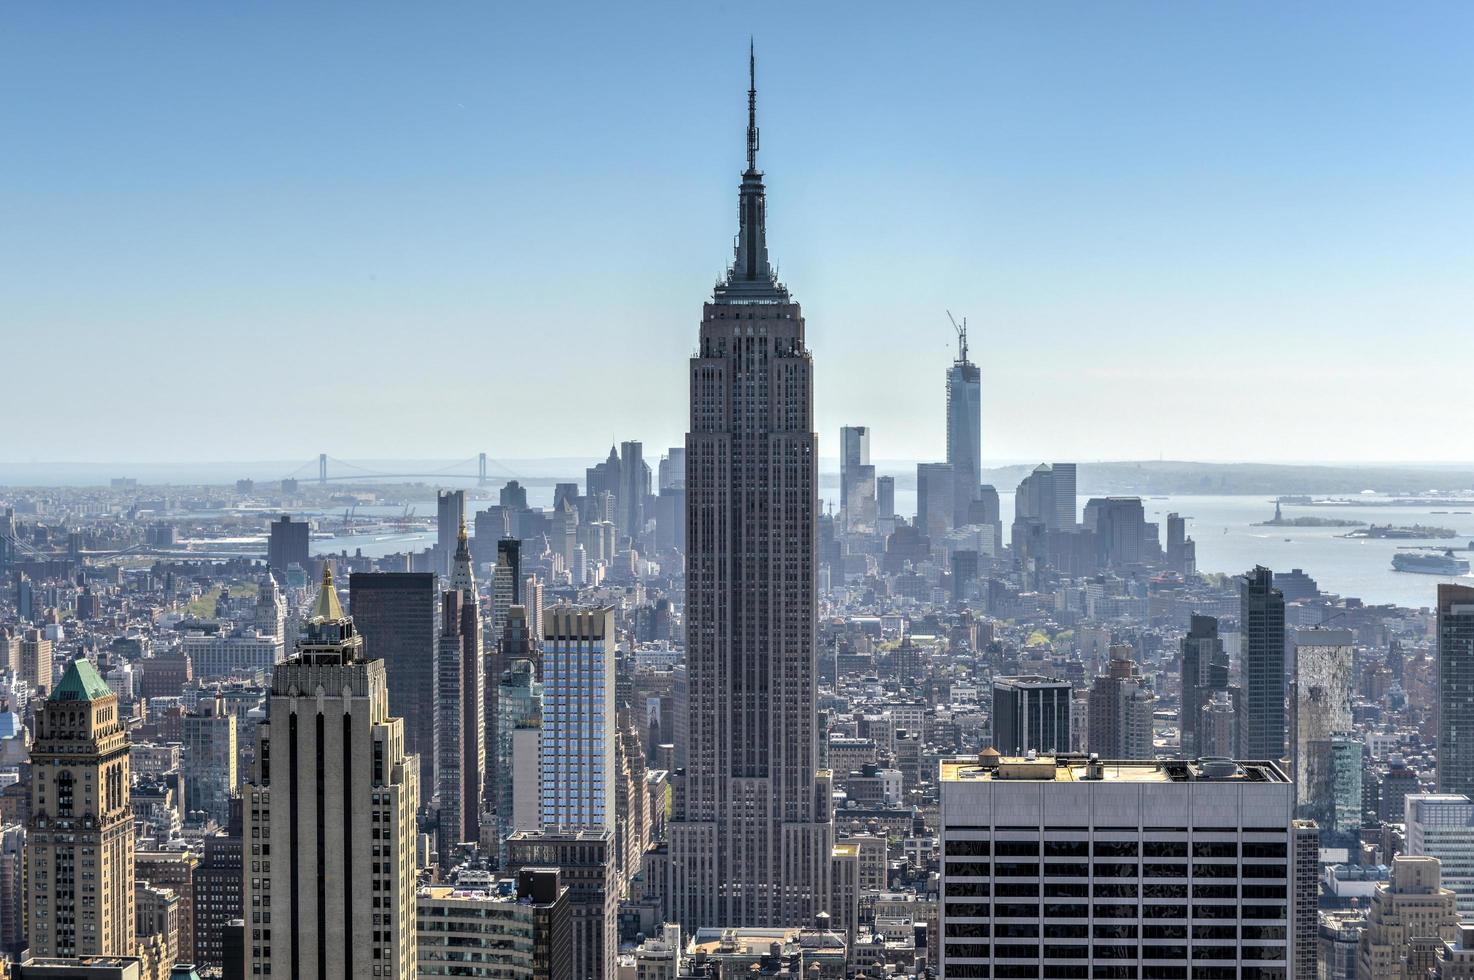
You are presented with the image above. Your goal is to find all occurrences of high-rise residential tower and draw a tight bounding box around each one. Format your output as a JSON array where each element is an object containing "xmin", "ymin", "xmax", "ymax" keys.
[
  {"xmin": 539, "ymin": 606, "xmax": 615, "ymax": 832},
  {"xmin": 1240, "ymin": 565, "xmax": 1287, "ymax": 761},
  {"xmin": 945, "ymin": 317, "xmax": 981, "ymax": 527},
  {"xmin": 25, "ymin": 658, "xmax": 135, "ymax": 959},
  {"xmin": 243, "ymin": 567, "xmax": 419, "ymax": 980},
  {"xmin": 1439, "ymin": 585, "xmax": 1474, "ymax": 797},
  {"xmin": 669, "ymin": 48, "xmax": 832, "ymax": 930}
]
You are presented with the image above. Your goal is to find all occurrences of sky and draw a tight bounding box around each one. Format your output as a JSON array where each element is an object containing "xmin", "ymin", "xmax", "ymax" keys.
[{"xmin": 2, "ymin": 2, "xmax": 1471, "ymax": 468}]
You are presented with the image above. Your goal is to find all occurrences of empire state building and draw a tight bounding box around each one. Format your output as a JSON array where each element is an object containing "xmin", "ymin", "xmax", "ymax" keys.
[{"xmin": 669, "ymin": 47, "xmax": 833, "ymax": 929}]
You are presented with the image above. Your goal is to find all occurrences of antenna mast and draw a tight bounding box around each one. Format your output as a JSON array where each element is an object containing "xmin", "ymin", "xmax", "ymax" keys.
[{"xmin": 947, "ymin": 310, "xmax": 968, "ymax": 364}]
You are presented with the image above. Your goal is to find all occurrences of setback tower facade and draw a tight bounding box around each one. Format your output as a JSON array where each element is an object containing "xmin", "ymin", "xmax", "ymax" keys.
[{"xmin": 669, "ymin": 47, "xmax": 832, "ymax": 930}]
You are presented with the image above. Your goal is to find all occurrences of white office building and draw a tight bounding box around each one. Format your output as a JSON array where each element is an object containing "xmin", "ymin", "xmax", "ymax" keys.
[
  {"xmin": 939, "ymin": 754, "xmax": 1315, "ymax": 980},
  {"xmin": 182, "ymin": 628, "xmax": 283, "ymax": 680},
  {"xmin": 1406, "ymin": 793, "xmax": 1474, "ymax": 915}
]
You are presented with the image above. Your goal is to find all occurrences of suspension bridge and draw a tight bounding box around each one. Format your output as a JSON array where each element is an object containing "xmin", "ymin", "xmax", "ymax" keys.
[{"xmin": 280, "ymin": 453, "xmax": 523, "ymax": 486}]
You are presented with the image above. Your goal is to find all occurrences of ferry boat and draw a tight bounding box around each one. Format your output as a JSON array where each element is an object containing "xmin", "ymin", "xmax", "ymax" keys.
[{"xmin": 1392, "ymin": 551, "xmax": 1471, "ymax": 575}]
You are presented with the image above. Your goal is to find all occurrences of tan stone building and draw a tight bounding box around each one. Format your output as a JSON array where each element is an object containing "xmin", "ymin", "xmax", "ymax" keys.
[
  {"xmin": 1358, "ymin": 855, "xmax": 1460, "ymax": 980},
  {"xmin": 25, "ymin": 658, "xmax": 135, "ymax": 958},
  {"xmin": 242, "ymin": 567, "xmax": 419, "ymax": 979},
  {"xmin": 20, "ymin": 630, "xmax": 53, "ymax": 698},
  {"xmin": 134, "ymin": 851, "xmax": 197, "ymax": 972}
]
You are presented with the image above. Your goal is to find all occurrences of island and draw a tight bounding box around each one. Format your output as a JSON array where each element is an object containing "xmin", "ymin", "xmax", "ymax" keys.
[
  {"xmin": 1341, "ymin": 524, "xmax": 1459, "ymax": 540},
  {"xmin": 1253, "ymin": 502, "xmax": 1364, "ymax": 528}
]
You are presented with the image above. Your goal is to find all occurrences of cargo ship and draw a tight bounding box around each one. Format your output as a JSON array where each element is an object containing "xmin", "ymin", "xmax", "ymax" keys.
[{"xmin": 1392, "ymin": 551, "xmax": 1471, "ymax": 575}]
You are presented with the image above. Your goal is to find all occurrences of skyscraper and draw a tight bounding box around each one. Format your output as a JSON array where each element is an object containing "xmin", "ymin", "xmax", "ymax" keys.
[
  {"xmin": 658, "ymin": 447, "xmax": 687, "ymax": 492},
  {"xmin": 916, "ymin": 462, "xmax": 955, "ymax": 543},
  {"xmin": 1405, "ymin": 794, "xmax": 1474, "ymax": 916},
  {"xmin": 19, "ymin": 627, "xmax": 52, "ymax": 697},
  {"xmin": 1050, "ymin": 462, "xmax": 1076, "ymax": 530},
  {"xmin": 1240, "ymin": 565, "xmax": 1287, "ymax": 761},
  {"xmin": 497, "ymin": 657, "xmax": 543, "ymax": 865},
  {"xmin": 618, "ymin": 441, "xmax": 648, "ymax": 547},
  {"xmin": 876, "ymin": 475, "xmax": 895, "ymax": 522},
  {"xmin": 506, "ymin": 829, "xmax": 617, "ymax": 980},
  {"xmin": 1179, "ymin": 614, "xmax": 1228, "ymax": 758},
  {"xmin": 670, "ymin": 48, "xmax": 832, "ymax": 930},
  {"xmin": 254, "ymin": 574, "xmax": 285, "ymax": 639},
  {"xmin": 945, "ymin": 318, "xmax": 981, "ymax": 527},
  {"xmin": 1438, "ymin": 585, "xmax": 1474, "ymax": 797},
  {"xmin": 25, "ymin": 658, "xmax": 135, "ymax": 959},
  {"xmin": 990, "ymin": 676, "xmax": 1071, "ymax": 755},
  {"xmin": 267, "ymin": 515, "xmax": 309, "ymax": 580},
  {"xmin": 1082, "ymin": 495, "xmax": 1147, "ymax": 567},
  {"xmin": 1165, "ymin": 512, "xmax": 1196, "ymax": 575},
  {"xmin": 939, "ymin": 755, "xmax": 1311, "ymax": 980},
  {"xmin": 1357, "ymin": 856, "xmax": 1459, "ymax": 980},
  {"xmin": 839, "ymin": 426, "xmax": 874, "ymax": 533},
  {"xmin": 437, "ymin": 489, "xmax": 466, "ymax": 578},
  {"xmin": 183, "ymin": 691, "xmax": 237, "ymax": 826},
  {"xmin": 348, "ymin": 571, "xmax": 437, "ymax": 806},
  {"xmin": 436, "ymin": 519, "xmax": 485, "ymax": 850},
  {"xmin": 243, "ymin": 567, "xmax": 419, "ymax": 980},
  {"xmin": 539, "ymin": 606, "xmax": 615, "ymax": 832},
  {"xmin": 1291, "ymin": 627, "xmax": 1355, "ymax": 815},
  {"xmin": 490, "ymin": 538, "xmax": 522, "ymax": 641}
]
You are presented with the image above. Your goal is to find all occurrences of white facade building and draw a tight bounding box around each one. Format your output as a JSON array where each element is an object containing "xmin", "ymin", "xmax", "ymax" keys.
[
  {"xmin": 1406, "ymin": 793, "xmax": 1474, "ymax": 915},
  {"xmin": 939, "ymin": 754, "xmax": 1314, "ymax": 980}
]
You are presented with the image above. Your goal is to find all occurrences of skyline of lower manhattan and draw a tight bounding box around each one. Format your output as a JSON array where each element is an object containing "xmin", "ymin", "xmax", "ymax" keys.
[{"xmin": 5, "ymin": 9, "xmax": 1474, "ymax": 980}]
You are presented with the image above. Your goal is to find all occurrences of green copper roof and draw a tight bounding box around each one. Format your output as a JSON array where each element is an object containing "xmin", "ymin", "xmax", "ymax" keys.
[{"xmin": 52, "ymin": 657, "xmax": 113, "ymax": 702}]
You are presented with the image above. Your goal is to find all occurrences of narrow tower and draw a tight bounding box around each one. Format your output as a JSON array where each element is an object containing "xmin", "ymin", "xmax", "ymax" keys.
[
  {"xmin": 669, "ymin": 46, "xmax": 833, "ymax": 929},
  {"xmin": 946, "ymin": 312, "xmax": 982, "ymax": 526},
  {"xmin": 26, "ymin": 658, "xmax": 135, "ymax": 958},
  {"xmin": 437, "ymin": 517, "xmax": 485, "ymax": 849}
]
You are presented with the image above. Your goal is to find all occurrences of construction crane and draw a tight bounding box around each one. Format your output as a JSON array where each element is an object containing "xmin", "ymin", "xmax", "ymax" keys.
[{"xmin": 947, "ymin": 309, "xmax": 968, "ymax": 364}]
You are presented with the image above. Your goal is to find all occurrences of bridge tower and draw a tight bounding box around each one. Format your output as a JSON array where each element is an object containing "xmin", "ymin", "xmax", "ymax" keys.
[
  {"xmin": 319, "ymin": 453, "xmax": 328, "ymax": 485},
  {"xmin": 478, "ymin": 453, "xmax": 488, "ymax": 486}
]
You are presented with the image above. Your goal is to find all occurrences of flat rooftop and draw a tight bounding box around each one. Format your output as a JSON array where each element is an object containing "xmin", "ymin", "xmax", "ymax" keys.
[{"xmin": 940, "ymin": 754, "xmax": 1288, "ymax": 784}]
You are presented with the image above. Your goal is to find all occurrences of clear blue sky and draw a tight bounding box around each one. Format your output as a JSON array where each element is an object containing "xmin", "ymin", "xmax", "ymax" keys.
[{"xmin": 3, "ymin": 2, "xmax": 1471, "ymax": 466}]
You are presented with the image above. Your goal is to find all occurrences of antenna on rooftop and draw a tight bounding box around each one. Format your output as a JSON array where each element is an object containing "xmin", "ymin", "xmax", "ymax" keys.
[{"xmin": 947, "ymin": 310, "xmax": 968, "ymax": 364}]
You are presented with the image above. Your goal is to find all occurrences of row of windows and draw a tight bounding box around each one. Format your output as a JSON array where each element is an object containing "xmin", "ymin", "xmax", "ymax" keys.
[
  {"xmin": 947, "ymin": 840, "xmax": 1286, "ymax": 859},
  {"xmin": 946, "ymin": 966, "xmax": 1286, "ymax": 979},
  {"xmin": 946, "ymin": 881, "xmax": 1286, "ymax": 901}
]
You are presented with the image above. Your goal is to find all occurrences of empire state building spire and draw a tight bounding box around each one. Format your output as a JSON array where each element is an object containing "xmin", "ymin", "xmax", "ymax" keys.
[
  {"xmin": 746, "ymin": 38, "xmax": 759, "ymax": 174},
  {"xmin": 672, "ymin": 44, "xmax": 831, "ymax": 929},
  {"xmin": 717, "ymin": 41, "xmax": 787, "ymax": 304}
]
